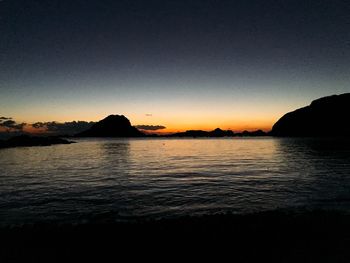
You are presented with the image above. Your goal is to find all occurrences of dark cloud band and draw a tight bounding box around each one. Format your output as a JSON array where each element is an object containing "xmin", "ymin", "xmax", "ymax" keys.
[
  {"xmin": 0, "ymin": 117, "xmax": 12, "ymax": 120},
  {"xmin": 32, "ymin": 121, "xmax": 95, "ymax": 135},
  {"xmin": 135, "ymin": 125, "xmax": 166, "ymax": 131},
  {"xmin": 0, "ymin": 119, "xmax": 26, "ymax": 130}
]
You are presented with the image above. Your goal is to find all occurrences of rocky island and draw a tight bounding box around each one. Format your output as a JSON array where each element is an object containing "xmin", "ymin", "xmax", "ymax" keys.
[{"xmin": 76, "ymin": 115, "xmax": 144, "ymax": 137}]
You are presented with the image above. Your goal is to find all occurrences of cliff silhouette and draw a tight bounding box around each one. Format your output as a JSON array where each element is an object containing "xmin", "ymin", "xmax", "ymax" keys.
[
  {"xmin": 271, "ymin": 93, "xmax": 350, "ymax": 137},
  {"xmin": 76, "ymin": 115, "xmax": 144, "ymax": 137}
]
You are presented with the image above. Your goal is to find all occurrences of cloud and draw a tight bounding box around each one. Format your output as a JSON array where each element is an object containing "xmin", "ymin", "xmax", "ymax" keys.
[
  {"xmin": 31, "ymin": 121, "xmax": 95, "ymax": 135},
  {"xmin": 145, "ymin": 114, "xmax": 153, "ymax": 117},
  {"xmin": 0, "ymin": 117, "xmax": 12, "ymax": 120},
  {"xmin": 0, "ymin": 118, "xmax": 95, "ymax": 138},
  {"xmin": 0, "ymin": 119, "xmax": 26, "ymax": 130},
  {"xmin": 135, "ymin": 125, "xmax": 166, "ymax": 131}
]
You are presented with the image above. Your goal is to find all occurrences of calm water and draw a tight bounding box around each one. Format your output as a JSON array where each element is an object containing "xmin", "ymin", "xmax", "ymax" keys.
[{"xmin": 1, "ymin": 137, "xmax": 350, "ymax": 226}]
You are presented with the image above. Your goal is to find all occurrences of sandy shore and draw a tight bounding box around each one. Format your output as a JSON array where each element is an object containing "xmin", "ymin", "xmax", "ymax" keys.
[{"xmin": 1, "ymin": 209, "xmax": 350, "ymax": 262}]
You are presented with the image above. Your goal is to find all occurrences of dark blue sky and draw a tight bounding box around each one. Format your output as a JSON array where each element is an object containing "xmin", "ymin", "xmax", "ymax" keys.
[{"xmin": 1, "ymin": 0, "xmax": 349, "ymax": 131}]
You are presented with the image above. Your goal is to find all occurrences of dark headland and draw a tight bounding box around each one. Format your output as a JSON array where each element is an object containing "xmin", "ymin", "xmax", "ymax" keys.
[
  {"xmin": 271, "ymin": 93, "xmax": 350, "ymax": 137},
  {"xmin": 0, "ymin": 135, "xmax": 74, "ymax": 149}
]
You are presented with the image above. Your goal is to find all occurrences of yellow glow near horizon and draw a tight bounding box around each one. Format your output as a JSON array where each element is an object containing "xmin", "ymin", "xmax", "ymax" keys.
[
  {"xmin": 11, "ymin": 113, "xmax": 277, "ymax": 133},
  {"xmin": 3, "ymin": 93, "xmax": 307, "ymax": 134}
]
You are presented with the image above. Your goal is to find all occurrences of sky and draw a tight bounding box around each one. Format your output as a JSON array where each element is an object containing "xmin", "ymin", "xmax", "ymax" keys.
[{"xmin": 1, "ymin": 0, "xmax": 349, "ymax": 133}]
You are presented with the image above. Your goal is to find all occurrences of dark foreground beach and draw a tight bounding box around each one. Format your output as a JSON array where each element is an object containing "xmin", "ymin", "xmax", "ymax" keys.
[{"xmin": 2, "ymin": 209, "xmax": 350, "ymax": 262}]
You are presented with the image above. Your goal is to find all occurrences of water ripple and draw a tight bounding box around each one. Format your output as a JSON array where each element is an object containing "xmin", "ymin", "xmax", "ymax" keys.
[{"xmin": 1, "ymin": 137, "xmax": 350, "ymax": 225}]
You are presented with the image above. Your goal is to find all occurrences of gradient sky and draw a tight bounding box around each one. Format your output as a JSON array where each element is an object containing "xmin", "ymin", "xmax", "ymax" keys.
[{"xmin": 1, "ymin": 0, "xmax": 349, "ymax": 132}]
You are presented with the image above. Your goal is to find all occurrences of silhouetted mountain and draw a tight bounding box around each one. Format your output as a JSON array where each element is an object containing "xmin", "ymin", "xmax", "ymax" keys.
[
  {"xmin": 271, "ymin": 93, "xmax": 350, "ymax": 137},
  {"xmin": 170, "ymin": 130, "xmax": 207, "ymax": 137},
  {"xmin": 209, "ymin": 128, "xmax": 235, "ymax": 137},
  {"xmin": 235, "ymin": 130, "xmax": 268, "ymax": 137},
  {"xmin": 170, "ymin": 128, "xmax": 234, "ymax": 137},
  {"xmin": 76, "ymin": 115, "xmax": 144, "ymax": 137},
  {"xmin": 0, "ymin": 135, "xmax": 74, "ymax": 149}
]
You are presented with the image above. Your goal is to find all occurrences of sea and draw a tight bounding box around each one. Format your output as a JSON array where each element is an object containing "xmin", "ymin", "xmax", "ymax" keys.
[{"xmin": 1, "ymin": 137, "xmax": 350, "ymax": 226}]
